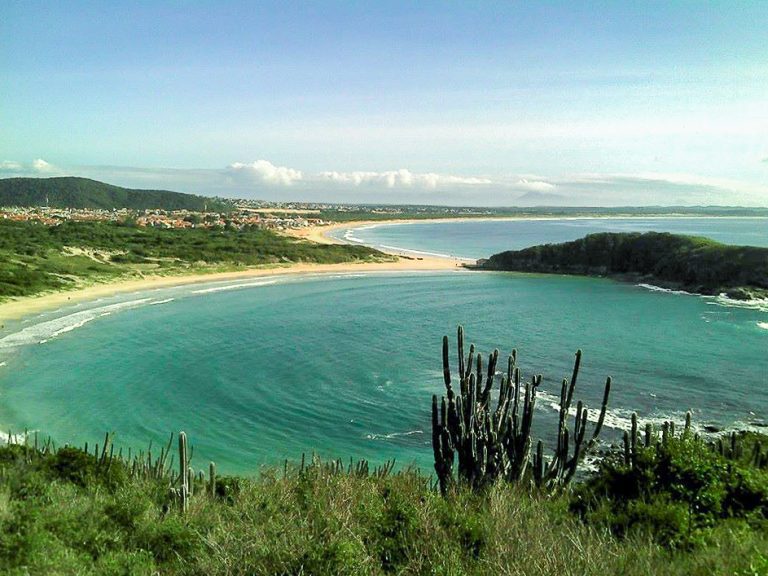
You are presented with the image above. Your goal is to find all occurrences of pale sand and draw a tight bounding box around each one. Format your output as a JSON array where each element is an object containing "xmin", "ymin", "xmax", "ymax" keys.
[{"xmin": 0, "ymin": 257, "xmax": 465, "ymax": 324}]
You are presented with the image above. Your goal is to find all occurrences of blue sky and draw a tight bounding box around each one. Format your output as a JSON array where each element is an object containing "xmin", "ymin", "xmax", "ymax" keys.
[{"xmin": 2, "ymin": 1, "xmax": 767, "ymax": 205}]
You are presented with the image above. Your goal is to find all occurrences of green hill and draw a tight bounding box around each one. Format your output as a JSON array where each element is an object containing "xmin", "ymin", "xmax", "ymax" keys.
[
  {"xmin": 479, "ymin": 232, "xmax": 768, "ymax": 298},
  {"xmin": 0, "ymin": 177, "xmax": 229, "ymax": 211}
]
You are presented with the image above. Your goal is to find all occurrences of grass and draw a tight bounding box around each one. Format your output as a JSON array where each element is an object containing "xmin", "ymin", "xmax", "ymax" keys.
[
  {"xmin": 0, "ymin": 442, "xmax": 766, "ymax": 575},
  {"xmin": 0, "ymin": 220, "xmax": 390, "ymax": 301}
]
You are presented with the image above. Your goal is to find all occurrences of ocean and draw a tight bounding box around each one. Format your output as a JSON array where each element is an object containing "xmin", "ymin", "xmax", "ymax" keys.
[
  {"xmin": 0, "ymin": 217, "xmax": 766, "ymax": 474},
  {"xmin": 330, "ymin": 217, "xmax": 768, "ymax": 259}
]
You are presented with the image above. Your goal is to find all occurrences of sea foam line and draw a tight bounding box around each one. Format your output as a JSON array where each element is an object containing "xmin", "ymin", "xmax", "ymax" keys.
[
  {"xmin": 378, "ymin": 244, "xmax": 456, "ymax": 259},
  {"xmin": 365, "ymin": 430, "xmax": 424, "ymax": 441},
  {"xmin": 710, "ymin": 294, "xmax": 768, "ymax": 312},
  {"xmin": 150, "ymin": 298, "xmax": 175, "ymax": 305},
  {"xmin": 635, "ymin": 283, "xmax": 694, "ymax": 296},
  {"xmin": 0, "ymin": 298, "xmax": 153, "ymax": 352},
  {"xmin": 191, "ymin": 280, "xmax": 278, "ymax": 295}
]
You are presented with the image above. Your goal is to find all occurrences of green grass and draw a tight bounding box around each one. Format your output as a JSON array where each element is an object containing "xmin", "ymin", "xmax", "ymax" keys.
[
  {"xmin": 0, "ymin": 220, "xmax": 389, "ymax": 300},
  {"xmin": 0, "ymin": 443, "xmax": 766, "ymax": 575}
]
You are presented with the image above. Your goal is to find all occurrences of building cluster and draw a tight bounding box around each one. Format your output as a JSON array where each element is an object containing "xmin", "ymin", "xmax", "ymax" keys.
[{"xmin": 0, "ymin": 206, "xmax": 329, "ymax": 231}]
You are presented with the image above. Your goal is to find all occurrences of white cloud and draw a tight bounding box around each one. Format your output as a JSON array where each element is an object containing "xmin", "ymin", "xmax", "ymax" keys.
[
  {"xmin": 32, "ymin": 158, "xmax": 54, "ymax": 172},
  {"xmin": 3, "ymin": 158, "xmax": 765, "ymax": 206},
  {"xmin": 0, "ymin": 160, "xmax": 23, "ymax": 171},
  {"xmin": 226, "ymin": 160, "xmax": 302, "ymax": 186},
  {"xmin": 318, "ymin": 168, "xmax": 492, "ymax": 189},
  {"xmin": 513, "ymin": 179, "xmax": 556, "ymax": 192}
]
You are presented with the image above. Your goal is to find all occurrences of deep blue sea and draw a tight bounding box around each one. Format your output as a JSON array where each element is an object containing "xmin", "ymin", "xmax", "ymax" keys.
[{"xmin": 0, "ymin": 218, "xmax": 766, "ymax": 474}]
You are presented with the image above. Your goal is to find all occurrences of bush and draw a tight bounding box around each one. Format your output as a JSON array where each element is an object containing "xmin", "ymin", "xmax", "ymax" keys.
[{"xmin": 572, "ymin": 431, "xmax": 768, "ymax": 547}]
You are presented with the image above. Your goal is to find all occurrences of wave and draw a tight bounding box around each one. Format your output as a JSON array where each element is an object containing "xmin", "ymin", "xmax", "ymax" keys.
[
  {"xmin": 710, "ymin": 294, "xmax": 768, "ymax": 312},
  {"xmin": 533, "ymin": 387, "xmax": 711, "ymax": 436},
  {"xmin": 150, "ymin": 298, "xmax": 175, "ymax": 306},
  {"xmin": 191, "ymin": 280, "xmax": 278, "ymax": 295},
  {"xmin": 365, "ymin": 430, "xmax": 424, "ymax": 441},
  {"xmin": 343, "ymin": 231, "xmax": 366, "ymax": 244},
  {"xmin": 378, "ymin": 244, "xmax": 456, "ymax": 259},
  {"xmin": 0, "ymin": 298, "xmax": 153, "ymax": 353},
  {"xmin": 758, "ymin": 322, "xmax": 768, "ymax": 331},
  {"xmin": 635, "ymin": 283, "xmax": 694, "ymax": 296}
]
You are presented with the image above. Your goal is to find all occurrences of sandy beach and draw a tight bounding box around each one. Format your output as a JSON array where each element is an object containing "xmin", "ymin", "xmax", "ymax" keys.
[{"xmin": 0, "ymin": 244, "xmax": 465, "ymax": 324}]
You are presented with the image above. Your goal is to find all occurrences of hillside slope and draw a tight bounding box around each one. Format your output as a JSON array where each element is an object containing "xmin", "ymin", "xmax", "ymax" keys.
[{"xmin": 0, "ymin": 177, "xmax": 228, "ymax": 211}]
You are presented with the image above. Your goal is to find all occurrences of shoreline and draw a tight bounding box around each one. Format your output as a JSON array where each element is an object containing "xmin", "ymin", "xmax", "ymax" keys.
[
  {"xmin": 0, "ymin": 257, "xmax": 465, "ymax": 324},
  {"xmin": 3, "ymin": 213, "xmax": 766, "ymax": 324},
  {"xmin": 285, "ymin": 213, "xmax": 768, "ymax": 247}
]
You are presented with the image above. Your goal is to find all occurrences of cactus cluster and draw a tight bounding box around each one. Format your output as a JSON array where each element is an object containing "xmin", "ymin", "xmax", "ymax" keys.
[
  {"xmin": 432, "ymin": 325, "xmax": 612, "ymax": 494},
  {"xmin": 621, "ymin": 410, "xmax": 768, "ymax": 470}
]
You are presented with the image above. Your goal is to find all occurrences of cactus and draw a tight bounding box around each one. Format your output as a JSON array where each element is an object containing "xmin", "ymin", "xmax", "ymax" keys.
[
  {"xmin": 432, "ymin": 325, "xmax": 612, "ymax": 493},
  {"xmin": 209, "ymin": 461, "xmax": 217, "ymax": 497},
  {"xmin": 187, "ymin": 467, "xmax": 194, "ymax": 498},
  {"xmin": 179, "ymin": 431, "xmax": 189, "ymax": 513}
]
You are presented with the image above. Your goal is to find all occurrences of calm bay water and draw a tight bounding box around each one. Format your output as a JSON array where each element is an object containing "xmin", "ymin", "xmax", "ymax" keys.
[
  {"xmin": 0, "ymin": 218, "xmax": 766, "ymax": 474},
  {"xmin": 331, "ymin": 217, "xmax": 768, "ymax": 259}
]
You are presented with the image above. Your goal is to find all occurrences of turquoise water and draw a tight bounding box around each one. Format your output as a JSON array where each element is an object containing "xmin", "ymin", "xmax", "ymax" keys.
[
  {"xmin": 331, "ymin": 217, "xmax": 768, "ymax": 259},
  {"xmin": 1, "ymin": 267, "xmax": 766, "ymax": 474}
]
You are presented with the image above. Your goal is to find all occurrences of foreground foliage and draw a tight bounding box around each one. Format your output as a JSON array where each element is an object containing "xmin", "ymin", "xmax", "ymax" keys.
[
  {"xmin": 432, "ymin": 326, "xmax": 611, "ymax": 493},
  {"xmin": 0, "ymin": 441, "xmax": 766, "ymax": 575},
  {"xmin": 0, "ymin": 219, "xmax": 385, "ymax": 299},
  {"xmin": 573, "ymin": 421, "xmax": 768, "ymax": 550}
]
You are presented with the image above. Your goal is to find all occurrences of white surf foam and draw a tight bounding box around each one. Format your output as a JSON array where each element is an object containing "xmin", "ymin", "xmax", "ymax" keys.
[
  {"xmin": 0, "ymin": 298, "xmax": 153, "ymax": 352},
  {"xmin": 191, "ymin": 280, "xmax": 278, "ymax": 295},
  {"xmin": 150, "ymin": 298, "xmax": 175, "ymax": 305},
  {"xmin": 636, "ymin": 283, "xmax": 693, "ymax": 296},
  {"xmin": 710, "ymin": 294, "xmax": 768, "ymax": 312},
  {"xmin": 365, "ymin": 430, "xmax": 423, "ymax": 441},
  {"xmin": 343, "ymin": 231, "xmax": 366, "ymax": 243},
  {"xmin": 758, "ymin": 322, "xmax": 768, "ymax": 331},
  {"xmin": 378, "ymin": 244, "xmax": 457, "ymax": 259}
]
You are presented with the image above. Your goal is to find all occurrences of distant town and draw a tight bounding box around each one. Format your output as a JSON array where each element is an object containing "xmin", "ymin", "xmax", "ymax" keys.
[
  {"xmin": 0, "ymin": 198, "xmax": 507, "ymax": 230},
  {"xmin": 0, "ymin": 202, "xmax": 330, "ymax": 231}
]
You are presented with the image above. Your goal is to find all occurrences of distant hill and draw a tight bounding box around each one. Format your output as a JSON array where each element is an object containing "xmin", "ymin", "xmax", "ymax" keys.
[
  {"xmin": 478, "ymin": 232, "xmax": 768, "ymax": 299},
  {"xmin": 0, "ymin": 177, "xmax": 229, "ymax": 211}
]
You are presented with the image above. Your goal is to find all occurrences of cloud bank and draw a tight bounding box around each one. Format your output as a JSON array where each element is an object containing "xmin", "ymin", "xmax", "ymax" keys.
[
  {"xmin": 226, "ymin": 160, "xmax": 303, "ymax": 186},
  {"xmin": 318, "ymin": 169, "xmax": 492, "ymax": 189},
  {"xmin": 0, "ymin": 158, "xmax": 765, "ymax": 207}
]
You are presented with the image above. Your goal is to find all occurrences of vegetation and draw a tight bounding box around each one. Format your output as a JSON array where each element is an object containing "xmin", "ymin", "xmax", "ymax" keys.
[
  {"xmin": 573, "ymin": 417, "xmax": 768, "ymax": 551},
  {"xmin": 0, "ymin": 328, "xmax": 765, "ymax": 573},
  {"xmin": 0, "ymin": 219, "xmax": 386, "ymax": 300},
  {"xmin": 432, "ymin": 326, "xmax": 611, "ymax": 493},
  {"xmin": 0, "ymin": 177, "xmax": 230, "ymax": 211},
  {"xmin": 1, "ymin": 434, "xmax": 767, "ymax": 575},
  {"xmin": 479, "ymin": 232, "xmax": 768, "ymax": 298}
]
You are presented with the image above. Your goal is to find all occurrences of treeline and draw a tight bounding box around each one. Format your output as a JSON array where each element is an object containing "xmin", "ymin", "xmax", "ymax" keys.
[
  {"xmin": 0, "ymin": 177, "xmax": 229, "ymax": 212},
  {"xmin": 479, "ymin": 232, "xmax": 768, "ymax": 296},
  {"xmin": 0, "ymin": 220, "xmax": 383, "ymax": 299}
]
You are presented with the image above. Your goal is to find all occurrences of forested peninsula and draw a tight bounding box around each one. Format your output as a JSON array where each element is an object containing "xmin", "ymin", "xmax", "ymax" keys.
[{"xmin": 478, "ymin": 232, "xmax": 768, "ymax": 299}]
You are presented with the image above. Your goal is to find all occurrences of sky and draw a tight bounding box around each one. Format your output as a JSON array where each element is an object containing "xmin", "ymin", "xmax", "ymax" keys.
[{"xmin": 1, "ymin": 1, "xmax": 767, "ymax": 206}]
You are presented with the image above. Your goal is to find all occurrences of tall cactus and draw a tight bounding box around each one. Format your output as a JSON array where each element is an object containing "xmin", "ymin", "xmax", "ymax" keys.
[
  {"xmin": 432, "ymin": 325, "xmax": 612, "ymax": 493},
  {"xmin": 179, "ymin": 431, "xmax": 189, "ymax": 513},
  {"xmin": 209, "ymin": 461, "xmax": 217, "ymax": 497}
]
